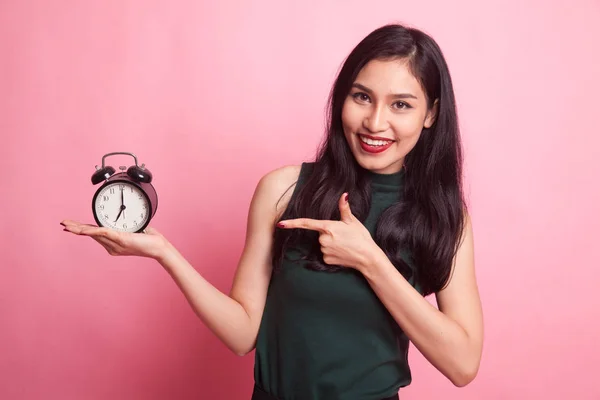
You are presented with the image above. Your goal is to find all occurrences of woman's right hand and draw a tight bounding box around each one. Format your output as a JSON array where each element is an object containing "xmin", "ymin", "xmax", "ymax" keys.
[{"xmin": 60, "ymin": 220, "xmax": 170, "ymax": 261}]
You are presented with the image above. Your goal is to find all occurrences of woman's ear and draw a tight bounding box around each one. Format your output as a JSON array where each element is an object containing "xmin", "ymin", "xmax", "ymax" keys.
[{"xmin": 424, "ymin": 98, "xmax": 439, "ymax": 128}]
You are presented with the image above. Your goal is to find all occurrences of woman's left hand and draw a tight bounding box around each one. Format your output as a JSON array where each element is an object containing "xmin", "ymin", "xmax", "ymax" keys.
[{"xmin": 277, "ymin": 193, "xmax": 382, "ymax": 271}]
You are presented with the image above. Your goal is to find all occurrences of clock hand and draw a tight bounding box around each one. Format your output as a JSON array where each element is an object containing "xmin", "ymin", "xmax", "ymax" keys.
[
  {"xmin": 114, "ymin": 208, "xmax": 123, "ymax": 222},
  {"xmin": 114, "ymin": 186, "xmax": 126, "ymax": 223},
  {"xmin": 121, "ymin": 187, "xmax": 126, "ymax": 219}
]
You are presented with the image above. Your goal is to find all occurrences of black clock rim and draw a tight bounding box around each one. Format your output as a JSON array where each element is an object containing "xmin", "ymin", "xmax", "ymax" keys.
[{"xmin": 91, "ymin": 178, "xmax": 153, "ymax": 234}]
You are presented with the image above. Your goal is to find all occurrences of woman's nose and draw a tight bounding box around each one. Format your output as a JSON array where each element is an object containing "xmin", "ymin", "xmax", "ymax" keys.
[{"xmin": 363, "ymin": 106, "xmax": 388, "ymax": 133}]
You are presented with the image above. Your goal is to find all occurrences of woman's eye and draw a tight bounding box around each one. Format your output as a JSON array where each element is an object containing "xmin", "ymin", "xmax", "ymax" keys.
[
  {"xmin": 393, "ymin": 101, "xmax": 411, "ymax": 110},
  {"xmin": 352, "ymin": 92, "xmax": 370, "ymax": 102}
]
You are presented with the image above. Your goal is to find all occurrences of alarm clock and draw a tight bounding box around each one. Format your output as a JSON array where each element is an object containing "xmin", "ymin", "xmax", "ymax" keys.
[{"xmin": 91, "ymin": 152, "xmax": 158, "ymax": 233}]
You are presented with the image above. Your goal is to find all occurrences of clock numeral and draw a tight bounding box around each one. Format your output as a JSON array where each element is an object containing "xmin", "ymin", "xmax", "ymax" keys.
[
  {"xmin": 119, "ymin": 184, "xmax": 124, "ymax": 190},
  {"xmin": 133, "ymin": 221, "xmax": 138, "ymax": 226},
  {"xmin": 140, "ymin": 213, "xmax": 144, "ymax": 219},
  {"xmin": 123, "ymin": 223, "xmax": 127, "ymax": 229},
  {"xmin": 99, "ymin": 205, "xmax": 104, "ymax": 210},
  {"xmin": 104, "ymin": 214, "xmax": 109, "ymax": 219},
  {"xmin": 102, "ymin": 196, "xmax": 109, "ymax": 201},
  {"xmin": 110, "ymin": 188, "xmax": 115, "ymax": 194}
]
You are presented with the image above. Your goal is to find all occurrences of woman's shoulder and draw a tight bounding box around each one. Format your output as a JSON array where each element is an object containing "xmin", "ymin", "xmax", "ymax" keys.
[
  {"xmin": 254, "ymin": 164, "xmax": 305, "ymax": 218},
  {"xmin": 258, "ymin": 164, "xmax": 303, "ymax": 190},
  {"xmin": 259, "ymin": 162, "xmax": 316, "ymax": 189}
]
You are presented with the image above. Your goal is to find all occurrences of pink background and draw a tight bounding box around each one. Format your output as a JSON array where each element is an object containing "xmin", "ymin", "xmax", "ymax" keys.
[{"xmin": 1, "ymin": 0, "xmax": 599, "ymax": 399}]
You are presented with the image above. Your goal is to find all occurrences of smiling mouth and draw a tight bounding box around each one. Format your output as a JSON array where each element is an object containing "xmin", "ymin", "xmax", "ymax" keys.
[
  {"xmin": 359, "ymin": 134, "xmax": 394, "ymax": 146},
  {"xmin": 358, "ymin": 134, "xmax": 395, "ymax": 154}
]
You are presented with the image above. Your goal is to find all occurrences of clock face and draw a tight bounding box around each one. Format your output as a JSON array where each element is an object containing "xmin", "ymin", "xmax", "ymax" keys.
[{"xmin": 93, "ymin": 181, "xmax": 150, "ymax": 232}]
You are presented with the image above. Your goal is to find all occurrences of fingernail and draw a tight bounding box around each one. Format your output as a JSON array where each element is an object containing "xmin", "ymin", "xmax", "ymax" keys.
[
  {"xmin": 63, "ymin": 228, "xmax": 68, "ymax": 232},
  {"xmin": 60, "ymin": 222, "xmax": 65, "ymax": 226},
  {"xmin": 277, "ymin": 222, "xmax": 285, "ymax": 228},
  {"xmin": 344, "ymin": 193, "xmax": 348, "ymax": 203}
]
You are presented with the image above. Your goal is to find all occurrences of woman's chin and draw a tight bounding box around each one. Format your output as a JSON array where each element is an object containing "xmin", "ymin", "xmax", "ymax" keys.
[{"xmin": 356, "ymin": 158, "xmax": 404, "ymax": 175}]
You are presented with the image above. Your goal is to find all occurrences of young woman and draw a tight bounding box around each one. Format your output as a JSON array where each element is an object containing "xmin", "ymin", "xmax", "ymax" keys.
[{"xmin": 62, "ymin": 23, "xmax": 483, "ymax": 400}]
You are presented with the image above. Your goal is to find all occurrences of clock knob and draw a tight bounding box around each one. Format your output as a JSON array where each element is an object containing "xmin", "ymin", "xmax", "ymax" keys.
[{"xmin": 91, "ymin": 166, "xmax": 116, "ymax": 185}]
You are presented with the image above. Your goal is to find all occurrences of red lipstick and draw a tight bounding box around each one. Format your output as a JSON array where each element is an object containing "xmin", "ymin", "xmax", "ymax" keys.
[{"xmin": 358, "ymin": 134, "xmax": 394, "ymax": 154}]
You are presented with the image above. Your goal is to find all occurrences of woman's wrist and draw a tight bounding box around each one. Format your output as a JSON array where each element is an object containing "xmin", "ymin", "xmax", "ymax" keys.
[
  {"xmin": 357, "ymin": 244, "xmax": 389, "ymax": 276},
  {"xmin": 153, "ymin": 239, "xmax": 178, "ymax": 267}
]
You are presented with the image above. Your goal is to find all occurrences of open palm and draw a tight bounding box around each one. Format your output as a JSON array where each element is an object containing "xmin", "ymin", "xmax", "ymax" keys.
[{"xmin": 61, "ymin": 220, "xmax": 168, "ymax": 260}]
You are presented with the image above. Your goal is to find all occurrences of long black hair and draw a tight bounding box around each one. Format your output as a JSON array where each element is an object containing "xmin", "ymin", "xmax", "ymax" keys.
[{"xmin": 271, "ymin": 24, "xmax": 466, "ymax": 297}]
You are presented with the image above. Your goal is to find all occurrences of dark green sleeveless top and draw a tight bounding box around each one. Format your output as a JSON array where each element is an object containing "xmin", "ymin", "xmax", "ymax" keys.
[{"xmin": 254, "ymin": 162, "xmax": 417, "ymax": 400}]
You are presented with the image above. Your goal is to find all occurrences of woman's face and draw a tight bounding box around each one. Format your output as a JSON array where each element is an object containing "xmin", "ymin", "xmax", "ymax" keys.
[{"xmin": 341, "ymin": 58, "xmax": 437, "ymax": 175}]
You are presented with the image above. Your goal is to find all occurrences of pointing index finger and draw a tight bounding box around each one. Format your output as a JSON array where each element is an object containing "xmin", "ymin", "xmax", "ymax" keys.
[{"xmin": 278, "ymin": 218, "xmax": 329, "ymax": 232}]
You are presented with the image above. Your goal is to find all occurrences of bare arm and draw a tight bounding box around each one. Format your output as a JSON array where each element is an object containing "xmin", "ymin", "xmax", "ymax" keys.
[
  {"xmin": 277, "ymin": 195, "xmax": 483, "ymax": 385},
  {"xmin": 358, "ymin": 215, "xmax": 483, "ymax": 386},
  {"xmin": 157, "ymin": 165, "xmax": 300, "ymax": 355}
]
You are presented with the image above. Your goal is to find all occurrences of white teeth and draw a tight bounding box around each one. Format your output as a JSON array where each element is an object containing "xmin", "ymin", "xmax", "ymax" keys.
[{"xmin": 359, "ymin": 135, "xmax": 392, "ymax": 146}]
